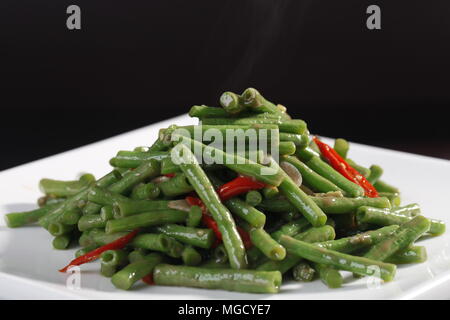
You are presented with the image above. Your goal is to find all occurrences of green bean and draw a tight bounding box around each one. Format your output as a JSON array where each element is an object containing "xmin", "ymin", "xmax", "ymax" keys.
[
  {"xmin": 100, "ymin": 205, "xmax": 114, "ymax": 222},
  {"xmin": 153, "ymin": 264, "xmax": 282, "ymax": 294},
  {"xmin": 52, "ymin": 234, "xmax": 72, "ymax": 250},
  {"xmin": 245, "ymin": 190, "xmax": 263, "ymax": 207},
  {"xmin": 385, "ymin": 246, "xmax": 427, "ymax": 264},
  {"xmin": 241, "ymin": 88, "xmax": 289, "ymax": 120},
  {"xmin": 39, "ymin": 174, "xmax": 95, "ymax": 198},
  {"xmin": 317, "ymin": 225, "xmax": 399, "ymax": 253},
  {"xmin": 101, "ymin": 249, "xmax": 128, "ymax": 268},
  {"xmin": 87, "ymin": 187, "xmax": 129, "ymax": 207},
  {"xmin": 175, "ymin": 144, "xmax": 248, "ymax": 269},
  {"xmin": 113, "ymin": 200, "xmax": 170, "ymax": 218},
  {"xmin": 106, "ymin": 209, "xmax": 188, "ymax": 234},
  {"xmin": 310, "ymin": 196, "xmax": 391, "ymax": 214},
  {"xmin": 270, "ymin": 218, "xmax": 311, "ymax": 242},
  {"xmin": 38, "ymin": 196, "xmax": 66, "ymax": 208},
  {"xmin": 160, "ymin": 156, "xmax": 182, "ymax": 175},
  {"xmin": 296, "ymin": 148, "xmax": 365, "ymax": 197},
  {"xmin": 128, "ymin": 248, "xmax": 148, "ymax": 263},
  {"xmin": 111, "ymin": 253, "xmax": 164, "ymax": 290},
  {"xmin": 78, "ymin": 214, "xmax": 105, "ymax": 232},
  {"xmin": 367, "ymin": 165, "xmax": 383, "ymax": 185},
  {"xmin": 279, "ymin": 141, "xmax": 296, "ymax": 156},
  {"xmin": 257, "ymin": 198, "xmax": 297, "ymax": 213},
  {"xmin": 379, "ymin": 192, "xmax": 401, "ymax": 207},
  {"xmin": 262, "ymin": 186, "xmax": 279, "ymax": 199},
  {"xmin": 100, "ymin": 264, "xmax": 117, "ymax": 278},
  {"xmin": 279, "ymin": 235, "xmax": 396, "ymax": 281},
  {"xmin": 374, "ymin": 180, "xmax": 400, "ymax": 193},
  {"xmin": 148, "ymin": 138, "xmax": 169, "ymax": 152},
  {"xmin": 201, "ymin": 118, "xmax": 306, "ymax": 135},
  {"xmin": 86, "ymin": 229, "xmax": 130, "ymax": 246},
  {"xmin": 109, "ymin": 160, "xmax": 161, "ymax": 195},
  {"xmin": 154, "ymin": 224, "xmax": 216, "ymax": 249},
  {"xmin": 75, "ymin": 244, "xmax": 99, "ymax": 257},
  {"xmin": 282, "ymin": 156, "xmax": 343, "ymax": 194},
  {"xmin": 109, "ymin": 151, "xmax": 169, "ymax": 168},
  {"xmin": 131, "ymin": 233, "xmax": 184, "ymax": 258},
  {"xmin": 189, "ymin": 105, "xmax": 231, "ymax": 118},
  {"xmin": 280, "ymin": 132, "xmax": 309, "ymax": 149},
  {"xmin": 187, "ymin": 205, "xmax": 202, "ymax": 227},
  {"xmin": 313, "ymin": 263, "xmax": 343, "ymax": 288},
  {"xmin": 130, "ymin": 183, "xmax": 160, "ymax": 200},
  {"xmin": 225, "ymin": 198, "xmax": 266, "ymax": 228},
  {"xmin": 172, "ymin": 135, "xmax": 285, "ymax": 187},
  {"xmin": 5, "ymin": 202, "xmax": 60, "ymax": 228},
  {"xmin": 48, "ymin": 222, "xmax": 74, "ymax": 237},
  {"xmin": 248, "ymin": 227, "xmax": 286, "ymax": 261},
  {"xmin": 219, "ymin": 91, "xmax": 246, "ymax": 114},
  {"xmin": 292, "ymin": 262, "xmax": 315, "ymax": 282},
  {"xmin": 256, "ymin": 226, "xmax": 336, "ymax": 273},
  {"xmin": 158, "ymin": 173, "xmax": 194, "ymax": 197},
  {"xmin": 333, "ymin": 138, "xmax": 349, "ymax": 159},
  {"xmin": 346, "ymin": 159, "xmax": 371, "ymax": 178},
  {"xmin": 392, "ymin": 203, "xmax": 421, "ymax": 217},
  {"xmin": 78, "ymin": 231, "xmax": 95, "ymax": 247},
  {"xmin": 363, "ymin": 215, "xmax": 431, "ymax": 262},
  {"xmin": 356, "ymin": 206, "xmax": 445, "ymax": 236},
  {"xmin": 182, "ymin": 246, "xmax": 202, "ymax": 266},
  {"xmin": 200, "ymin": 259, "xmax": 230, "ymax": 269}
]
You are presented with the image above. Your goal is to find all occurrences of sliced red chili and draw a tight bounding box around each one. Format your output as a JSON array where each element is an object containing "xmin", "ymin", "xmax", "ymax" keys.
[
  {"xmin": 313, "ymin": 137, "xmax": 379, "ymax": 198},
  {"xmin": 217, "ymin": 176, "xmax": 265, "ymax": 201},
  {"xmin": 142, "ymin": 274, "xmax": 154, "ymax": 285},
  {"xmin": 163, "ymin": 173, "xmax": 176, "ymax": 178},
  {"xmin": 59, "ymin": 229, "xmax": 140, "ymax": 273}
]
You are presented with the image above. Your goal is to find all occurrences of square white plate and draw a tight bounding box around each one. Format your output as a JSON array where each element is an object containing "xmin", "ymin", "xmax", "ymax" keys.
[{"xmin": 1, "ymin": 114, "xmax": 449, "ymax": 300}]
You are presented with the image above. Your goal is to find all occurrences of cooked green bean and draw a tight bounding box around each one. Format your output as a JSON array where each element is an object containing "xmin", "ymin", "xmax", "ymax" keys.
[
  {"xmin": 100, "ymin": 205, "xmax": 114, "ymax": 222},
  {"xmin": 262, "ymin": 186, "xmax": 279, "ymax": 199},
  {"xmin": 280, "ymin": 132, "xmax": 309, "ymax": 148},
  {"xmin": 109, "ymin": 151, "xmax": 169, "ymax": 168},
  {"xmin": 113, "ymin": 200, "xmax": 170, "ymax": 218},
  {"xmin": 201, "ymin": 118, "xmax": 306, "ymax": 134},
  {"xmin": 75, "ymin": 244, "xmax": 99, "ymax": 257},
  {"xmin": 131, "ymin": 233, "xmax": 184, "ymax": 258},
  {"xmin": 48, "ymin": 222, "xmax": 74, "ymax": 237},
  {"xmin": 374, "ymin": 180, "xmax": 400, "ymax": 193},
  {"xmin": 392, "ymin": 203, "xmax": 421, "ymax": 217},
  {"xmin": 175, "ymin": 144, "xmax": 247, "ymax": 269},
  {"xmin": 39, "ymin": 174, "xmax": 95, "ymax": 197},
  {"xmin": 106, "ymin": 209, "xmax": 188, "ymax": 234},
  {"xmin": 128, "ymin": 248, "xmax": 148, "ymax": 263},
  {"xmin": 279, "ymin": 235, "xmax": 396, "ymax": 281},
  {"xmin": 363, "ymin": 215, "xmax": 431, "ymax": 262},
  {"xmin": 154, "ymin": 224, "xmax": 215, "ymax": 249},
  {"xmin": 78, "ymin": 214, "xmax": 106, "ymax": 232},
  {"xmin": 189, "ymin": 105, "xmax": 231, "ymax": 118},
  {"xmin": 187, "ymin": 205, "xmax": 202, "ymax": 227},
  {"xmin": 296, "ymin": 148, "xmax": 365, "ymax": 197},
  {"xmin": 313, "ymin": 263, "xmax": 343, "ymax": 288},
  {"xmin": 182, "ymin": 246, "xmax": 202, "ymax": 266},
  {"xmin": 367, "ymin": 165, "xmax": 383, "ymax": 185},
  {"xmin": 153, "ymin": 264, "xmax": 282, "ymax": 294},
  {"xmin": 5, "ymin": 202, "xmax": 60, "ymax": 228},
  {"xmin": 52, "ymin": 234, "xmax": 72, "ymax": 250},
  {"xmin": 282, "ymin": 156, "xmax": 343, "ymax": 194},
  {"xmin": 279, "ymin": 141, "xmax": 296, "ymax": 156},
  {"xmin": 158, "ymin": 173, "xmax": 194, "ymax": 197},
  {"xmin": 111, "ymin": 253, "xmax": 164, "ymax": 290},
  {"xmin": 333, "ymin": 138, "xmax": 349, "ymax": 159},
  {"xmin": 249, "ymin": 226, "xmax": 286, "ymax": 261},
  {"xmin": 241, "ymin": 88, "xmax": 290, "ymax": 120},
  {"xmin": 130, "ymin": 182, "xmax": 160, "ymax": 200},
  {"xmin": 346, "ymin": 159, "xmax": 371, "ymax": 178},
  {"xmin": 245, "ymin": 190, "xmax": 263, "ymax": 207},
  {"xmin": 356, "ymin": 206, "xmax": 445, "ymax": 236},
  {"xmin": 385, "ymin": 246, "xmax": 427, "ymax": 264},
  {"xmin": 310, "ymin": 196, "xmax": 391, "ymax": 214}
]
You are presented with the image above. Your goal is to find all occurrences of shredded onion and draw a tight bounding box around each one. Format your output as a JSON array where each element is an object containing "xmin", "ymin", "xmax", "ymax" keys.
[
  {"xmin": 280, "ymin": 161, "xmax": 302, "ymax": 186},
  {"xmin": 168, "ymin": 199, "xmax": 191, "ymax": 212}
]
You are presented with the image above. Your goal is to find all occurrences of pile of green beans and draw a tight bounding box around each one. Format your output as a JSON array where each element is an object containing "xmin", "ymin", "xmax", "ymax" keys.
[{"xmin": 3, "ymin": 88, "xmax": 445, "ymax": 294}]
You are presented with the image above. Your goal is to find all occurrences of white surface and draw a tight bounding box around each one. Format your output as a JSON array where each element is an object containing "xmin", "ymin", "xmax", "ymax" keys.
[{"xmin": 0, "ymin": 114, "xmax": 449, "ymax": 300}]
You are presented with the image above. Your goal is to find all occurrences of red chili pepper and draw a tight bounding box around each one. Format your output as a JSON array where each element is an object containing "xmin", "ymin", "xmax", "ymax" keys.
[
  {"xmin": 164, "ymin": 173, "xmax": 176, "ymax": 178},
  {"xmin": 201, "ymin": 213, "xmax": 223, "ymax": 241},
  {"xmin": 58, "ymin": 229, "xmax": 140, "ymax": 273},
  {"xmin": 237, "ymin": 226, "xmax": 253, "ymax": 249},
  {"xmin": 142, "ymin": 274, "xmax": 154, "ymax": 285},
  {"xmin": 313, "ymin": 137, "xmax": 379, "ymax": 198},
  {"xmin": 217, "ymin": 176, "xmax": 266, "ymax": 201}
]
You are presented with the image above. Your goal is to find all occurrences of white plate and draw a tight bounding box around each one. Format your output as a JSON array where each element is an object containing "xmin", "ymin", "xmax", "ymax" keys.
[{"xmin": 0, "ymin": 114, "xmax": 449, "ymax": 300}]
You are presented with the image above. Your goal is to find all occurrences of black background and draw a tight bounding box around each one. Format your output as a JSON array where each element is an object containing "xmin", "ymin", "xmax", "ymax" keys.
[{"xmin": 1, "ymin": 0, "xmax": 450, "ymax": 170}]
